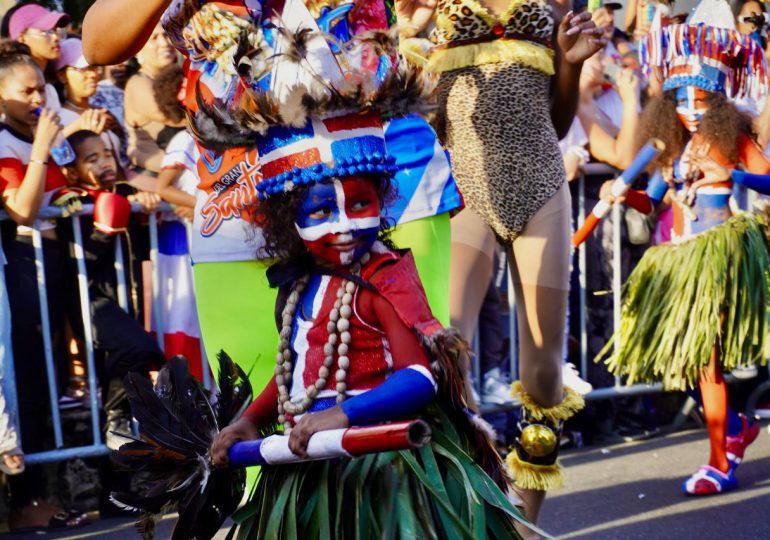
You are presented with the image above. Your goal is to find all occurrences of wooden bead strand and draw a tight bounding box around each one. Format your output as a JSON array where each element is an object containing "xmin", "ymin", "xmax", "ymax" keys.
[{"xmin": 276, "ymin": 252, "xmax": 372, "ymax": 433}]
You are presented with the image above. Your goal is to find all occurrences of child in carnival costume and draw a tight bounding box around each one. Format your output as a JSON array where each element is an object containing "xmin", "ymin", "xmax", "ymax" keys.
[
  {"xmin": 204, "ymin": 106, "xmax": 530, "ymax": 537},
  {"xmin": 155, "ymin": 0, "xmax": 462, "ymax": 401},
  {"xmin": 598, "ymin": 0, "xmax": 770, "ymax": 495}
]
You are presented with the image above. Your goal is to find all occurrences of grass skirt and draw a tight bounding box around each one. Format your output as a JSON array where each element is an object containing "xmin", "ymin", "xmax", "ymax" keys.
[
  {"xmin": 226, "ymin": 408, "xmax": 529, "ymax": 540},
  {"xmin": 598, "ymin": 214, "xmax": 770, "ymax": 390}
]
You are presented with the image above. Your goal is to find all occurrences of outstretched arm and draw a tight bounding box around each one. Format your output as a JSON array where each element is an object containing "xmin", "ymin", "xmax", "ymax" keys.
[
  {"xmin": 394, "ymin": 0, "xmax": 437, "ymax": 38},
  {"xmin": 82, "ymin": 0, "xmax": 171, "ymax": 65}
]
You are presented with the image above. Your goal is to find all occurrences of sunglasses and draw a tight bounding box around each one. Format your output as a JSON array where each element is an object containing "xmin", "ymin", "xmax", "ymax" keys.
[{"xmin": 24, "ymin": 27, "xmax": 66, "ymax": 39}]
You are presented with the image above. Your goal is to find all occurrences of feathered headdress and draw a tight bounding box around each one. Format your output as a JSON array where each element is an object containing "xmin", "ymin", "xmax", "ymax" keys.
[
  {"xmin": 188, "ymin": 0, "xmax": 434, "ymax": 152},
  {"xmin": 640, "ymin": 0, "xmax": 768, "ymax": 99}
]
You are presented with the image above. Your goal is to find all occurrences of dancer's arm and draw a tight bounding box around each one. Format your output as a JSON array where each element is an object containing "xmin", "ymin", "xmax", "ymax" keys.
[
  {"xmin": 691, "ymin": 136, "xmax": 770, "ymax": 195},
  {"xmin": 551, "ymin": 10, "xmax": 606, "ymax": 138},
  {"xmin": 82, "ymin": 0, "xmax": 171, "ymax": 64},
  {"xmin": 287, "ymin": 286, "xmax": 437, "ymax": 458},
  {"xmin": 210, "ymin": 379, "xmax": 278, "ymax": 467},
  {"xmin": 599, "ymin": 170, "xmax": 667, "ymax": 215}
]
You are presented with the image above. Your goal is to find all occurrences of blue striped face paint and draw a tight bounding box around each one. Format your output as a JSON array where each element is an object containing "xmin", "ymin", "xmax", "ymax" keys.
[
  {"xmin": 295, "ymin": 176, "xmax": 381, "ymax": 267},
  {"xmin": 676, "ymin": 86, "xmax": 709, "ymax": 133}
]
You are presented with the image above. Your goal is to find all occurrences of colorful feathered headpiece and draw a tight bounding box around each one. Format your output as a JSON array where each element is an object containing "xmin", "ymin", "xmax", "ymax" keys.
[
  {"xmin": 188, "ymin": 0, "xmax": 434, "ymax": 153},
  {"xmin": 640, "ymin": 0, "xmax": 768, "ymax": 99}
]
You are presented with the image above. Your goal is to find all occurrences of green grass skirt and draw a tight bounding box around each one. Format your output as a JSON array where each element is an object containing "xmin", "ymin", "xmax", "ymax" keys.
[
  {"xmin": 225, "ymin": 409, "xmax": 530, "ymax": 540},
  {"xmin": 598, "ymin": 214, "xmax": 770, "ymax": 390}
]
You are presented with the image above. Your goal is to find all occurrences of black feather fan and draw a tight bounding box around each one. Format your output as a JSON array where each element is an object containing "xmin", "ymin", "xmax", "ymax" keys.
[{"xmin": 110, "ymin": 352, "xmax": 252, "ymax": 540}]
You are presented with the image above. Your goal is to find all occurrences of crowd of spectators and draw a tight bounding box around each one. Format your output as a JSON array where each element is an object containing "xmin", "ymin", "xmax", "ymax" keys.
[{"xmin": 0, "ymin": 0, "xmax": 768, "ymax": 534}]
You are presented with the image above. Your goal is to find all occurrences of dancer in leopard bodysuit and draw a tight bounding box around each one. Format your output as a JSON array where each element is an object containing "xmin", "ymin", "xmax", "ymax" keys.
[{"xmin": 397, "ymin": 0, "xmax": 604, "ymax": 527}]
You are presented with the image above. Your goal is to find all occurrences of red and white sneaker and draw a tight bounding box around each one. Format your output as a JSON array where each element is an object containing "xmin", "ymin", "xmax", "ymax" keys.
[
  {"xmin": 682, "ymin": 465, "xmax": 737, "ymax": 495},
  {"xmin": 726, "ymin": 414, "xmax": 760, "ymax": 468}
]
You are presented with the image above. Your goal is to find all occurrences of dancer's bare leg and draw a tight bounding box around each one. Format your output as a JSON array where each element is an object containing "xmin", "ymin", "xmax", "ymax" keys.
[
  {"xmin": 449, "ymin": 208, "xmax": 497, "ymax": 412},
  {"xmin": 508, "ymin": 183, "xmax": 571, "ymax": 528}
]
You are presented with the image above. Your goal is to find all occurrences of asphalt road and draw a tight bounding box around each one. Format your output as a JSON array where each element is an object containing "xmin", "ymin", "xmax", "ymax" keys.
[
  {"xmin": 540, "ymin": 425, "xmax": 770, "ymax": 539},
  {"xmin": 7, "ymin": 424, "xmax": 769, "ymax": 539}
]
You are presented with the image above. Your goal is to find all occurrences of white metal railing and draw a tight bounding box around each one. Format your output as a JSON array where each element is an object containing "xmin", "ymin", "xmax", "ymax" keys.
[
  {"xmin": 477, "ymin": 164, "xmax": 752, "ymax": 414},
  {"xmin": 0, "ymin": 203, "xmax": 209, "ymax": 465}
]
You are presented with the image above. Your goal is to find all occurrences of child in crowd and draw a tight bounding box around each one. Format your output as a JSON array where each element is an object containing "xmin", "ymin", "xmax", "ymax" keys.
[
  {"xmin": 0, "ymin": 39, "xmax": 87, "ymax": 533},
  {"xmin": 59, "ymin": 129, "xmax": 166, "ymax": 451}
]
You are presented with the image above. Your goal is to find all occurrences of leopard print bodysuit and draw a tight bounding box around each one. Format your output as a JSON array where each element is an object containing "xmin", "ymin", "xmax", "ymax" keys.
[{"xmin": 429, "ymin": 0, "xmax": 566, "ymax": 242}]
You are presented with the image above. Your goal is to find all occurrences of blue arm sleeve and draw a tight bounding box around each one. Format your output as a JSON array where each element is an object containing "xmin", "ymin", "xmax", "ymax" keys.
[
  {"xmin": 646, "ymin": 170, "xmax": 668, "ymax": 205},
  {"xmin": 340, "ymin": 367, "xmax": 437, "ymax": 426},
  {"xmin": 732, "ymin": 170, "xmax": 770, "ymax": 195}
]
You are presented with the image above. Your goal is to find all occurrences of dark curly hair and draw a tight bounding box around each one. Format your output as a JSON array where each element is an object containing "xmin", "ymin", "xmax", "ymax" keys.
[
  {"xmin": 250, "ymin": 174, "xmax": 397, "ymax": 262},
  {"xmin": 638, "ymin": 89, "xmax": 754, "ymax": 168},
  {"xmin": 152, "ymin": 63, "xmax": 185, "ymax": 124}
]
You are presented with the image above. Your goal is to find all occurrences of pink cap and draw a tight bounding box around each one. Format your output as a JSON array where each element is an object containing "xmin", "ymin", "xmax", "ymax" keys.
[
  {"xmin": 9, "ymin": 4, "xmax": 70, "ymax": 41},
  {"xmin": 56, "ymin": 38, "xmax": 89, "ymax": 70}
]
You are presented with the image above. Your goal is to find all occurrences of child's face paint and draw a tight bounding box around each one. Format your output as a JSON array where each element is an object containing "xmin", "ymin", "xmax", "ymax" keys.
[
  {"xmin": 295, "ymin": 176, "xmax": 381, "ymax": 267},
  {"xmin": 676, "ymin": 86, "xmax": 709, "ymax": 132}
]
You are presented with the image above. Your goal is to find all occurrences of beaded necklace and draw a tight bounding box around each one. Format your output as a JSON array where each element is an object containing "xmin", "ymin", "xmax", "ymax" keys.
[{"xmin": 275, "ymin": 252, "xmax": 372, "ymax": 434}]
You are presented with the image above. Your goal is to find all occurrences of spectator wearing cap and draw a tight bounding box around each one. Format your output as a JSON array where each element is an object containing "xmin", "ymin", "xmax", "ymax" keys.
[
  {"xmin": 6, "ymin": 3, "xmax": 69, "ymax": 111},
  {"xmin": 56, "ymin": 38, "xmax": 127, "ymax": 167}
]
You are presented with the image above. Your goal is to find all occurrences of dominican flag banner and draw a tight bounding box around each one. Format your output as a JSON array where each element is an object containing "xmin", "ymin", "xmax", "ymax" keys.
[{"xmin": 154, "ymin": 218, "xmax": 207, "ymax": 381}]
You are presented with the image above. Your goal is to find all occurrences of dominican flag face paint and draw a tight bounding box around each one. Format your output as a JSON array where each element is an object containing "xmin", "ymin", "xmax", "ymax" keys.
[
  {"xmin": 676, "ymin": 86, "xmax": 710, "ymax": 132},
  {"xmin": 295, "ymin": 176, "xmax": 381, "ymax": 266}
]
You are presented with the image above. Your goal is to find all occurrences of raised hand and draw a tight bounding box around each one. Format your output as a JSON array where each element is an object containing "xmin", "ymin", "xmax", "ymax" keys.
[{"xmin": 557, "ymin": 10, "xmax": 607, "ymax": 65}]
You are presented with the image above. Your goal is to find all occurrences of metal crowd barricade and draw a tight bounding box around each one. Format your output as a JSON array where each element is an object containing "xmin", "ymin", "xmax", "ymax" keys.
[
  {"xmin": 0, "ymin": 202, "xmax": 207, "ymax": 465},
  {"xmin": 479, "ymin": 164, "xmax": 666, "ymax": 415},
  {"xmin": 480, "ymin": 163, "xmax": 770, "ymax": 414}
]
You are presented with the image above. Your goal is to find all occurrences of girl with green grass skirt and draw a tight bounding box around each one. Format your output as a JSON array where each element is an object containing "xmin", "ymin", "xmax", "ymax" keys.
[{"xmin": 597, "ymin": 16, "xmax": 770, "ymax": 496}]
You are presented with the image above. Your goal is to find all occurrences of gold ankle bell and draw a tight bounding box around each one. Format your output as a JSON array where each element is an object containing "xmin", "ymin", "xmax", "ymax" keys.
[{"xmin": 519, "ymin": 423, "xmax": 558, "ymax": 457}]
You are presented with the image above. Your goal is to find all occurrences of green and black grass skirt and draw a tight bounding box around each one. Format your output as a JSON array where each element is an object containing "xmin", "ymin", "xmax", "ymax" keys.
[
  {"xmin": 598, "ymin": 214, "xmax": 770, "ymax": 390},
  {"xmin": 225, "ymin": 408, "xmax": 529, "ymax": 540}
]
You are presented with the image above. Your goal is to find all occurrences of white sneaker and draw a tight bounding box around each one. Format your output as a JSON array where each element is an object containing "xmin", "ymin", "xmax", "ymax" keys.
[
  {"xmin": 481, "ymin": 368, "xmax": 515, "ymax": 405},
  {"xmin": 562, "ymin": 363, "xmax": 593, "ymax": 395}
]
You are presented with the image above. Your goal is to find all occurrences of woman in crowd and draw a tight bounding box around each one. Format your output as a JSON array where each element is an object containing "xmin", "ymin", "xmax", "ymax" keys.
[
  {"xmin": 397, "ymin": 0, "xmax": 604, "ymax": 527},
  {"xmin": 5, "ymin": 2, "xmax": 68, "ymax": 110},
  {"xmin": 123, "ymin": 23, "xmax": 182, "ymax": 176},
  {"xmin": 577, "ymin": 50, "xmax": 641, "ymax": 169},
  {"xmin": 55, "ymin": 38, "xmax": 125, "ymax": 165},
  {"xmin": 0, "ymin": 40, "xmax": 87, "ymax": 533}
]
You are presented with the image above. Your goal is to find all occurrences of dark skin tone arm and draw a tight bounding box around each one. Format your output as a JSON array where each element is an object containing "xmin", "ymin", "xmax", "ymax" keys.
[
  {"xmin": 551, "ymin": 9, "xmax": 608, "ymax": 139},
  {"xmin": 82, "ymin": 0, "xmax": 171, "ymax": 65}
]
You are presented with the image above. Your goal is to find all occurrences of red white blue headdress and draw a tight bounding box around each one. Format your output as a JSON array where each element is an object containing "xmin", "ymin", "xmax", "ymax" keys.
[
  {"xmin": 254, "ymin": 111, "xmax": 396, "ymax": 199},
  {"xmin": 640, "ymin": 0, "xmax": 768, "ymax": 98}
]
